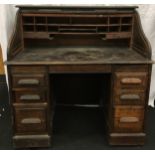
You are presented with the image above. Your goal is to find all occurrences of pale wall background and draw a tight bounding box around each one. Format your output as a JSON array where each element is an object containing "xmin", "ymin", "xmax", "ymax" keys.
[{"xmin": 0, "ymin": 4, "xmax": 155, "ymax": 106}]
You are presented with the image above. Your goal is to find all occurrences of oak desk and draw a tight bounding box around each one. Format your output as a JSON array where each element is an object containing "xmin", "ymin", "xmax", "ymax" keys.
[{"xmin": 6, "ymin": 5, "xmax": 153, "ymax": 148}]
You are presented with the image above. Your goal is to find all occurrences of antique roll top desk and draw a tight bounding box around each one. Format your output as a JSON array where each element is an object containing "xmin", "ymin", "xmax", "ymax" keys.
[{"xmin": 6, "ymin": 5, "xmax": 153, "ymax": 148}]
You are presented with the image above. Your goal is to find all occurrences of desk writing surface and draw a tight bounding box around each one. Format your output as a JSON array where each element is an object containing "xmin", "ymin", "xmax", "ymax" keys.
[{"xmin": 8, "ymin": 47, "xmax": 151, "ymax": 65}]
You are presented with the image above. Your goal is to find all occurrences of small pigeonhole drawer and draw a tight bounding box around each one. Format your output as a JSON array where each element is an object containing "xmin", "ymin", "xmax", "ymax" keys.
[
  {"xmin": 114, "ymin": 105, "xmax": 144, "ymax": 132},
  {"xmin": 13, "ymin": 104, "xmax": 47, "ymax": 134},
  {"xmin": 12, "ymin": 74, "xmax": 47, "ymax": 88},
  {"xmin": 114, "ymin": 72, "xmax": 147, "ymax": 90},
  {"xmin": 13, "ymin": 90, "xmax": 46, "ymax": 103}
]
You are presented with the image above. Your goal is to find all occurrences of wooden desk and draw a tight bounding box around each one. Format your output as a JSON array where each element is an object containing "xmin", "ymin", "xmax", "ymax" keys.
[{"xmin": 6, "ymin": 5, "xmax": 153, "ymax": 148}]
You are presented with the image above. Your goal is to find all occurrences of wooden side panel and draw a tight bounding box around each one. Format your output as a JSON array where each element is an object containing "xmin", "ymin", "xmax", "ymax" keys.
[
  {"xmin": 132, "ymin": 11, "xmax": 152, "ymax": 58},
  {"xmin": 0, "ymin": 45, "xmax": 5, "ymax": 75},
  {"xmin": 7, "ymin": 10, "xmax": 23, "ymax": 60}
]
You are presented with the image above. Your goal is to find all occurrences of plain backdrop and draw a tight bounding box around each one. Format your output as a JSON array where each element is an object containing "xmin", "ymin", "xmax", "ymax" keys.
[{"xmin": 0, "ymin": 4, "xmax": 155, "ymax": 107}]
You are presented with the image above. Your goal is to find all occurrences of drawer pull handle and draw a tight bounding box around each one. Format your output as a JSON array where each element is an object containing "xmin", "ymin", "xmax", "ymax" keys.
[
  {"xmin": 20, "ymin": 94, "xmax": 40, "ymax": 101},
  {"xmin": 21, "ymin": 118, "xmax": 42, "ymax": 124},
  {"xmin": 121, "ymin": 78, "xmax": 142, "ymax": 84},
  {"xmin": 18, "ymin": 79, "xmax": 39, "ymax": 85},
  {"xmin": 120, "ymin": 116, "xmax": 139, "ymax": 123},
  {"xmin": 120, "ymin": 94, "xmax": 140, "ymax": 100}
]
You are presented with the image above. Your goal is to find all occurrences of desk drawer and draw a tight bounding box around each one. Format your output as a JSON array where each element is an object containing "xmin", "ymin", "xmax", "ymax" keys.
[
  {"xmin": 14, "ymin": 90, "xmax": 46, "ymax": 103},
  {"xmin": 12, "ymin": 74, "xmax": 47, "ymax": 88},
  {"xmin": 114, "ymin": 106, "xmax": 144, "ymax": 132},
  {"xmin": 114, "ymin": 90, "xmax": 145, "ymax": 105},
  {"xmin": 11, "ymin": 66, "xmax": 46, "ymax": 73},
  {"xmin": 13, "ymin": 104, "xmax": 47, "ymax": 134},
  {"xmin": 114, "ymin": 72, "xmax": 147, "ymax": 90}
]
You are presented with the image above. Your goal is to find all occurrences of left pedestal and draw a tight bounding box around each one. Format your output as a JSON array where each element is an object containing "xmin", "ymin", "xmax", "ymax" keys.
[{"xmin": 8, "ymin": 66, "xmax": 51, "ymax": 148}]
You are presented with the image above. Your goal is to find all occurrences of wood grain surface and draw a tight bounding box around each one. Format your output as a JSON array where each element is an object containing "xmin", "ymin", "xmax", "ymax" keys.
[{"xmin": 0, "ymin": 45, "xmax": 5, "ymax": 74}]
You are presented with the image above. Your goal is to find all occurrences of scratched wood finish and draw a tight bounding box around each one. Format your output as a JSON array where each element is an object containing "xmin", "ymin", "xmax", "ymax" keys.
[
  {"xmin": 6, "ymin": 47, "xmax": 152, "ymax": 65},
  {"xmin": 13, "ymin": 104, "xmax": 48, "ymax": 134},
  {"xmin": 114, "ymin": 105, "xmax": 144, "ymax": 132},
  {"xmin": 5, "ymin": 5, "xmax": 153, "ymax": 147}
]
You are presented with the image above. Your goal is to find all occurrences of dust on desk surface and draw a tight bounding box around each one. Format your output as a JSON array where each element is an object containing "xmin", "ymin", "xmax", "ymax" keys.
[{"xmin": 12, "ymin": 46, "xmax": 149, "ymax": 64}]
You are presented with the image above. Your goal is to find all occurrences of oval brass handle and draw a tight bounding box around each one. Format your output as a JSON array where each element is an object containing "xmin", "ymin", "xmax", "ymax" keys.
[
  {"xmin": 20, "ymin": 94, "xmax": 41, "ymax": 101},
  {"xmin": 18, "ymin": 79, "xmax": 39, "ymax": 85},
  {"xmin": 120, "ymin": 116, "xmax": 139, "ymax": 123},
  {"xmin": 120, "ymin": 94, "xmax": 140, "ymax": 100},
  {"xmin": 21, "ymin": 118, "xmax": 42, "ymax": 124},
  {"xmin": 121, "ymin": 78, "xmax": 142, "ymax": 84}
]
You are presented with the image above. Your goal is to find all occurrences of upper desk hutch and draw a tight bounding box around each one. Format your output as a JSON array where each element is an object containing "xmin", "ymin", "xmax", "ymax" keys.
[{"xmin": 6, "ymin": 5, "xmax": 153, "ymax": 148}]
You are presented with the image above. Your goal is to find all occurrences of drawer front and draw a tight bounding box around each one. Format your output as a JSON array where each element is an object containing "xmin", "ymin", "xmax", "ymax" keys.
[
  {"xmin": 12, "ymin": 74, "xmax": 47, "ymax": 88},
  {"xmin": 14, "ymin": 90, "xmax": 46, "ymax": 103},
  {"xmin": 114, "ymin": 72, "xmax": 147, "ymax": 90},
  {"xmin": 13, "ymin": 105, "xmax": 47, "ymax": 134},
  {"xmin": 114, "ymin": 106, "xmax": 144, "ymax": 132},
  {"xmin": 114, "ymin": 90, "xmax": 145, "ymax": 105},
  {"xmin": 11, "ymin": 66, "xmax": 46, "ymax": 73},
  {"xmin": 114, "ymin": 65, "xmax": 148, "ymax": 72}
]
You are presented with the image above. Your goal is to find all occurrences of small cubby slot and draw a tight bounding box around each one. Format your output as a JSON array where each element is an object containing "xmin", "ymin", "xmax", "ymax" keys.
[
  {"xmin": 23, "ymin": 16, "xmax": 34, "ymax": 24},
  {"xmin": 102, "ymin": 17, "xmax": 108, "ymax": 25},
  {"xmin": 109, "ymin": 17, "xmax": 120, "ymax": 25},
  {"xmin": 121, "ymin": 25, "xmax": 131, "ymax": 32},
  {"xmin": 47, "ymin": 17, "xmax": 70, "ymax": 24},
  {"xmin": 121, "ymin": 17, "xmax": 133, "ymax": 24},
  {"xmin": 109, "ymin": 26, "xmax": 120, "ymax": 32},
  {"xmin": 71, "ymin": 17, "xmax": 105, "ymax": 25},
  {"xmin": 97, "ymin": 27, "xmax": 108, "ymax": 33},
  {"xmin": 36, "ymin": 25, "xmax": 46, "ymax": 32},
  {"xmin": 35, "ymin": 17, "xmax": 46, "ymax": 24},
  {"xmin": 48, "ymin": 26, "xmax": 58, "ymax": 32},
  {"xmin": 23, "ymin": 25, "xmax": 34, "ymax": 32}
]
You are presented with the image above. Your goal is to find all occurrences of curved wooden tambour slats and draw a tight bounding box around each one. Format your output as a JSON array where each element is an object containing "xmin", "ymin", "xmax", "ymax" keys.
[
  {"xmin": 132, "ymin": 10, "xmax": 152, "ymax": 59},
  {"xmin": 7, "ymin": 10, "xmax": 23, "ymax": 60}
]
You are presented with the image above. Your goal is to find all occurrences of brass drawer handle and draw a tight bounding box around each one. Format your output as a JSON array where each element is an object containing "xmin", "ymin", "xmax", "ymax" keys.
[
  {"xmin": 21, "ymin": 118, "xmax": 42, "ymax": 124},
  {"xmin": 120, "ymin": 94, "xmax": 140, "ymax": 100},
  {"xmin": 121, "ymin": 78, "xmax": 142, "ymax": 84},
  {"xmin": 120, "ymin": 116, "xmax": 139, "ymax": 123},
  {"xmin": 18, "ymin": 79, "xmax": 39, "ymax": 85},
  {"xmin": 20, "ymin": 94, "xmax": 41, "ymax": 101}
]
